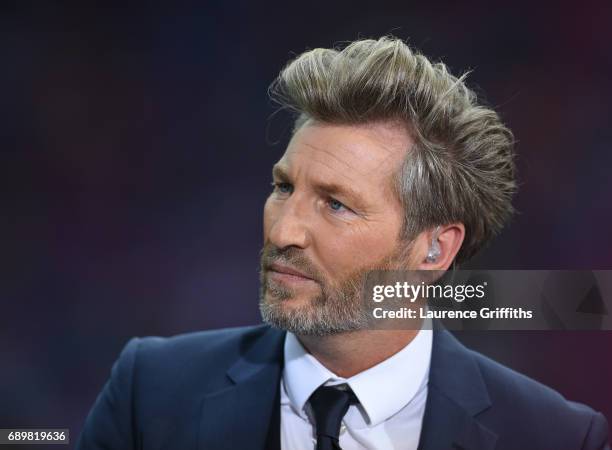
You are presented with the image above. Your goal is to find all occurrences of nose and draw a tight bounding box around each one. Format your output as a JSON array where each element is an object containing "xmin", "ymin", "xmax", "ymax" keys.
[{"xmin": 266, "ymin": 195, "xmax": 312, "ymax": 250}]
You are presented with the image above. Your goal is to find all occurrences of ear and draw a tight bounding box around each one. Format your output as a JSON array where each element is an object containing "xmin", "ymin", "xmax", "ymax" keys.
[{"xmin": 414, "ymin": 223, "xmax": 465, "ymax": 270}]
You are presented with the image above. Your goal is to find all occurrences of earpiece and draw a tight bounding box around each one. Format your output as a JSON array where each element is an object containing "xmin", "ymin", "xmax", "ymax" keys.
[{"xmin": 425, "ymin": 226, "xmax": 441, "ymax": 263}]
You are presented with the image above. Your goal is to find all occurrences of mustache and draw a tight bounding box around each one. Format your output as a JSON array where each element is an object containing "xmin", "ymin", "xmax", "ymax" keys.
[{"xmin": 260, "ymin": 244, "xmax": 322, "ymax": 283}]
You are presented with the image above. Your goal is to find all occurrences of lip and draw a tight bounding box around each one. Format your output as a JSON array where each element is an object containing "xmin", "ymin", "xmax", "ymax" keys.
[{"xmin": 268, "ymin": 263, "xmax": 314, "ymax": 281}]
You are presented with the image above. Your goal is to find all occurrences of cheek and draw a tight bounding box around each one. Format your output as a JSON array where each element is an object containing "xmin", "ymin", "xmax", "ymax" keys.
[
  {"xmin": 262, "ymin": 198, "xmax": 276, "ymax": 241},
  {"xmin": 316, "ymin": 222, "xmax": 401, "ymax": 276}
]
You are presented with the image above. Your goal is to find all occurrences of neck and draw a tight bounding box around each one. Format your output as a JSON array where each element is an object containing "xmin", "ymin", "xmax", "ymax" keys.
[{"xmin": 296, "ymin": 329, "xmax": 419, "ymax": 378}]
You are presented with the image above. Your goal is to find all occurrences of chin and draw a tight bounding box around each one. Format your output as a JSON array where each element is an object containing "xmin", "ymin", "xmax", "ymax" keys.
[{"xmin": 265, "ymin": 291, "xmax": 313, "ymax": 307}]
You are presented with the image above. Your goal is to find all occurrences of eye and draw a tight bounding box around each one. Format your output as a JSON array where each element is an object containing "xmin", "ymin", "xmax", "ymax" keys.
[
  {"xmin": 272, "ymin": 182, "xmax": 293, "ymax": 195},
  {"xmin": 328, "ymin": 198, "xmax": 348, "ymax": 212}
]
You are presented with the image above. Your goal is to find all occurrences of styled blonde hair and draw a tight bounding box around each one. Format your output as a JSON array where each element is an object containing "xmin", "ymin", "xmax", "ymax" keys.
[{"xmin": 269, "ymin": 37, "xmax": 517, "ymax": 263}]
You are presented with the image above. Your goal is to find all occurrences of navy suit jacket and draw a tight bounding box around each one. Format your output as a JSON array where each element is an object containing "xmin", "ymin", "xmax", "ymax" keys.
[{"xmin": 78, "ymin": 325, "xmax": 610, "ymax": 449}]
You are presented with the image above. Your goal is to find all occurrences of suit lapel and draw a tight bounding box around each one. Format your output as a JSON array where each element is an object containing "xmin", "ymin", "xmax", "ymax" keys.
[
  {"xmin": 197, "ymin": 325, "xmax": 497, "ymax": 450},
  {"xmin": 198, "ymin": 326, "xmax": 285, "ymax": 450},
  {"xmin": 418, "ymin": 329, "xmax": 497, "ymax": 450}
]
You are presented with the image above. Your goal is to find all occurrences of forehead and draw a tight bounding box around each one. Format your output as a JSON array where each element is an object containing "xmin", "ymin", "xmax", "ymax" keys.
[{"xmin": 277, "ymin": 121, "xmax": 413, "ymax": 193}]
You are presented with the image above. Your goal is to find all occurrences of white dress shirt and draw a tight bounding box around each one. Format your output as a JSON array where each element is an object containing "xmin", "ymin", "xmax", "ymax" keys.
[{"xmin": 280, "ymin": 321, "xmax": 433, "ymax": 450}]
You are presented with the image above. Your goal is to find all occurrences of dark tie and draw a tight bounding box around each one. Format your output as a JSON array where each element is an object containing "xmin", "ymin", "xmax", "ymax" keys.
[{"xmin": 308, "ymin": 385, "xmax": 358, "ymax": 450}]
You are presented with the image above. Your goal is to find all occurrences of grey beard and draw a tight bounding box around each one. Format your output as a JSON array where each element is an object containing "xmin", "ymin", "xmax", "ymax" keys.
[{"xmin": 258, "ymin": 275, "xmax": 370, "ymax": 336}]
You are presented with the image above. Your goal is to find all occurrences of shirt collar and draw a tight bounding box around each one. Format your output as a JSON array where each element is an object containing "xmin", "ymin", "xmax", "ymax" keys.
[{"xmin": 282, "ymin": 319, "xmax": 433, "ymax": 427}]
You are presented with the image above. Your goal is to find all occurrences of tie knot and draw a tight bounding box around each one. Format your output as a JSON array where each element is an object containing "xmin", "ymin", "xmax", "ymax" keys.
[{"xmin": 308, "ymin": 384, "xmax": 358, "ymax": 449}]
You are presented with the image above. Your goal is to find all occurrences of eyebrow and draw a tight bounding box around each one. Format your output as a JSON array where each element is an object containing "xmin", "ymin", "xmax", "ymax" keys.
[{"xmin": 272, "ymin": 164, "xmax": 367, "ymax": 208}]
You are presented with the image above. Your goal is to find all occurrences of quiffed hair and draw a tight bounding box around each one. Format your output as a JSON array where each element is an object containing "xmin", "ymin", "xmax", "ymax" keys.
[{"xmin": 269, "ymin": 36, "xmax": 517, "ymax": 263}]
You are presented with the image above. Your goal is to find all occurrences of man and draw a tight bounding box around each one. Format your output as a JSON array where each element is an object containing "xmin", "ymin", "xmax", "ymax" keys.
[{"xmin": 78, "ymin": 37, "xmax": 610, "ymax": 449}]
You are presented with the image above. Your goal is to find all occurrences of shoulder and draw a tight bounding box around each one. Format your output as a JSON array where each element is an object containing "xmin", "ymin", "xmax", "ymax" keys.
[
  {"xmin": 111, "ymin": 324, "xmax": 277, "ymax": 394},
  {"xmin": 78, "ymin": 324, "xmax": 282, "ymax": 448},
  {"xmin": 128, "ymin": 323, "xmax": 272, "ymax": 364},
  {"xmin": 120, "ymin": 324, "xmax": 277, "ymax": 382},
  {"xmin": 115, "ymin": 324, "xmax": 282, "ymax": 418},
  {"xmin": 466, "ymin": 342, "xmax": 609, "ymax": 448}
]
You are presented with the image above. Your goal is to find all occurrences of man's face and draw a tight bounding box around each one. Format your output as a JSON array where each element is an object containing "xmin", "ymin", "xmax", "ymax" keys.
[{"xmin": 259, "ymin": 120, "xmax": 415, "ymax": 335}]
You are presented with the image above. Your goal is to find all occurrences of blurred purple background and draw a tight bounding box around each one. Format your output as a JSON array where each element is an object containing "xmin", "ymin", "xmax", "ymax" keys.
[{"xmin": 2, "ymin": 2, "xmax": 611, "ymax": 443}]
